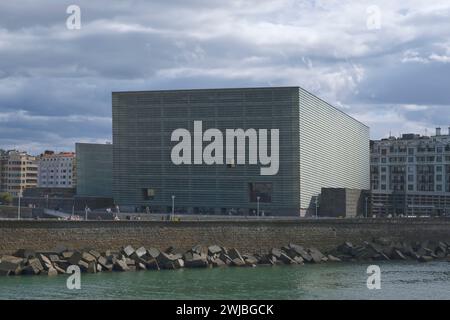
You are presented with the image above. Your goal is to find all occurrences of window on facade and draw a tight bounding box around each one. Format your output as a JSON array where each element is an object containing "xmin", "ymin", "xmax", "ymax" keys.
[
  {"xmin": 408, "ymin": 185, "xmax": 414, "ymax": 191},
  {"xmin": 142, "ymin": 188, "xmax": 156, "ymax": 200},
  {"xmin": 437, "ymin": 166, "xmax": 442, "ymax": 172},
  {"xmin": 437, "ymin": 185, "xmax": 443, "ymax": 191},
  {"xmin": 381, "ymin": 158, "xmax": 386, "ymax": 163},
  {"xmin": 226, "ymin": 158, "xmax": 236, "ymax": 168},
  {"xmin": 437, "ymin": 175, "xmax": 442, "ymax": 182},
  {"xmin": 381, "ymin": 184, "xmax": 386, "ymax": 190},
  {"xmin": 408, "ymin": 175, "xmax": 414, "ymax": 182},
  {"xmin": 248, "ymin": 183, "xmax": 272, "ymax": 203}
]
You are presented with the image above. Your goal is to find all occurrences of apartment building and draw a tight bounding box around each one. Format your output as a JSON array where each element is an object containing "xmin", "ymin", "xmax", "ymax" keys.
[
  {"xmin": 0, "ymin": 150, "xmax": 38, "ymax": 197},
  {"xmin": 370, "ymin": 128, "xmax": 450, "ymax": 216},
  {"xmin": 37, "ymin": 151, "xmax": 76, "ymax": 188}
]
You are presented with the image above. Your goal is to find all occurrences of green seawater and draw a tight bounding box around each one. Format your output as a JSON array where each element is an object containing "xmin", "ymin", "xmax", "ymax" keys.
[{"xmin": 0, "ymin": 261, "xmax": 449, "ymax": 300}]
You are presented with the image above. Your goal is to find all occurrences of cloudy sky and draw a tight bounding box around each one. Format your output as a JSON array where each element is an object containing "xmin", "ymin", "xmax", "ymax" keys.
[{"xmin": 1, "ymin": 0, "xmax": 449, "ymax": 154}]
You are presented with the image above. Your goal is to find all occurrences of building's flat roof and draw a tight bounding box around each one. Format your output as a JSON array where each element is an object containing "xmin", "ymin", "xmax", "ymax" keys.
[
  {"xmin": 112, "ymin": 86, "xmax": 369, "ymax": 129},
  {"xmin": 112, "ymin": 86, "xmax": 299, "ymax": 94}
]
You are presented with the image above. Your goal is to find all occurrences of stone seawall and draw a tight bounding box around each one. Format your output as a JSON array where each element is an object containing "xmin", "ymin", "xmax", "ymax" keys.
[
  {"xmin": 1, "ymin": 218, "xmax": 450, "ymax": 255},
  {"xmin": 0, "ymin": 205, "xmax": 32, "ymax": 219}
]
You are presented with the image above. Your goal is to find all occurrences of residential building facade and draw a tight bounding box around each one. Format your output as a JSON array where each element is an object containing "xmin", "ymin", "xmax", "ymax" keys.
[
  {"xmin": 38, "ymin": 151, "xmax": 76, "ymax": 188},
  {"xmin": 0, "ymin": 150, "xmax": 38, "ymax": 197},
  {"xmin": 112, "ymin": 86, "xmax": 370, "ymax": 216},
  {"xmin": 370, "ymin": 128, "xmax": 450, "ymax": 216}
]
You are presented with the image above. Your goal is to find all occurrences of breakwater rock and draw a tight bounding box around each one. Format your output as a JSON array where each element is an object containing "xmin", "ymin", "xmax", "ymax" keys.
[{"xmin": 1, "ymin": 239, "xmax": 449, "ymax": 276}]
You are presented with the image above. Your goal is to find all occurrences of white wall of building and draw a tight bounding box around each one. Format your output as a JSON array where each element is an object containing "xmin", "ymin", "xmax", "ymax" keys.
[{"xmin": 38, "ymin": 153, "xmax": 76, "ymax": 188}]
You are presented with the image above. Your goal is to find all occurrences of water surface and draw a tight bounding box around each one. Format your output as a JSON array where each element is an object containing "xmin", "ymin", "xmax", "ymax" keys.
[{"xmin": 0, "ymin": 261, "xmax": 449, "ymax": 300}]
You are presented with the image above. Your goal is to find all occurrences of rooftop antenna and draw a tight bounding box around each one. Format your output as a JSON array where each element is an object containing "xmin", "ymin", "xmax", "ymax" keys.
[{"xmin": 425, "ymin": 128, "xmax": 428, "ymax": 136}]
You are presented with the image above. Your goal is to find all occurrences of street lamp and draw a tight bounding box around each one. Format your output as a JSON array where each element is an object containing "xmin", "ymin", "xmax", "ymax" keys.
[
  {"xmin": 365, "ymin": 196, "xmax": 369, "ymax": 218},
  {"xmin": 17, "ymin": 191, "xmax": 22, "ymax": 220},
  {"xmin": 315, "ymin": 196, "xmax": 319, "ymax": 218},
  {"xmin": 256, "ymin": 196, "xmax": 260, "ymax": 217},
  {"xmin": 171, "ymin": 195, "xmax": 175, "ymax": 221}
]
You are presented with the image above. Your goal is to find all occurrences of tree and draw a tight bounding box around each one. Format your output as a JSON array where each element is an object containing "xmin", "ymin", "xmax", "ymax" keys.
[{"xmin": 0, "ymin": 192, "xmax": 13, "ymax": 205}]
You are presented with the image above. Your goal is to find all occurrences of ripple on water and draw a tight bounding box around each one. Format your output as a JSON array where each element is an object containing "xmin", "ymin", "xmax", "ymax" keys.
[{"xmin": 0, "ymin": 261, "xmax": 449, "ymax": 300}]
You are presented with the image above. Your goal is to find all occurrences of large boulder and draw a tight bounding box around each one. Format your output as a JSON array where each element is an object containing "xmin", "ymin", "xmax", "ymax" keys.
[
  {"xmin": 27, "ymin": 258, "xmax": 44, "ymax": 274},
  {"xmin": 208, "ymin": 245, "xmax": 222, "ymax": 256},
  {"xmin": 121, "ymin": 245, "xmax": 135, "ymax": 257},
  {"xmin": 392, "ymin": 249, "xmax": 407, "ymax": 260},
  {"xmin": 191, "ymin": 245, "xmax": 207, "ymax": 255},
  {"xmin": 54, "ymin": 264, "xmax": 67, "ymax": 274},
  {"xmin": 1, "ymin": 255, "xmax": 25, "ymax": 265},
  {"xmin": 278, "ymin": 252, "xmax": 297, "ymax": 265},
  {"xmin": 211, "ymin": 258, "xmax": 226, "ymax": 267},
  {"xmin": 219, "ymin": 253, "xmax": 233, "ymax": 265},
  {"xmin": 287, "ymin": 244, "xmax": 312, "ymax": 262},
  {"xmin": 337, "ymin": 242, "xmax": 354, "ymax": 255},
  {"xmin": 231, "ymin": 258, "xmax": 246, "ymax": 267},
  {"xmin": 88, "ymin": 250, "xmax": 102, "ymax": 260},
  {"xmin": 307, "ymin": 248, "xmax": 325, "ymax": 263},
  {"xmin": 14, "ymin": 249, "xmax": 36, "ymax": 259},
  {"xmin": 185, "ymin": 258, "xmax": 208, "ymax": 268},
  {"xmin": 353, "ymin": 246, "xmax": 378, "ymax": 260},
  {"xmin": 228, "ymin": 248, "xmax": 245, "ymax": 262},
  {"xmin": 81, "ymin": 252, "xmax": 97, "ymax": 263},
  {"xmin": 435, "ymin": 245, "xmax": 447, "ymax": 258},
  {"xmin": 144, "ymin": 258, "xmax": 160, "ymax": 270},
  {"xmin": 86, "ymin": 262, "xmax": 97, "ymax": 273},
  {"xmin": 97, "ymin": 256, "xmax": 113, "ymax": 271},
  {"xmin": 134, "ymin": 247, "xmax": 147, "ymax": 258},
  {"xmin": 243, "ymin": 255, "xmax": 259, "ymax": 266},
  {"xmin": 68, "ymin": 251, "xmax": 83, "ymax": 265},
  {"xmin": 270, "ymin": 248, "xmax": 283, "ymax": 258},
  {"xmin": 113, "ymin": 259, "xmax": 129, "ymax": 271},
  {"xmin": 157, "ymin": 252, "xmax": 180, "ymax": 269},
  {"xmin": 78, "ymin": 260, "xmax": 89, "ymax": 272},
  {"xmin": 37, "ymin": 254, "xmax": 54, "ymax": 270},
  {"xmin": 47, "ymin": 267, "xmax": 58, "ymax": 276},
  {"xmin": 0, "ymin": 260, "xmax": 22, "ymax": 275},
  {"xmin": 62, "ymin": 251, "xmax": 74, "ymax": 260},
  {"xmin": 147, "ymin": 248, "xmax": 160, "ymax": 259},
  {"xmin": 174, "ymin": 259, "xmax": 184, "ymax": 269},
  {"xmin": 327, "ymin": 254, "xmax": 341, "ymax": 262},
  {"xmin": 418, "ymin": 256, "xmax": 434, "ymax": 263}
]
